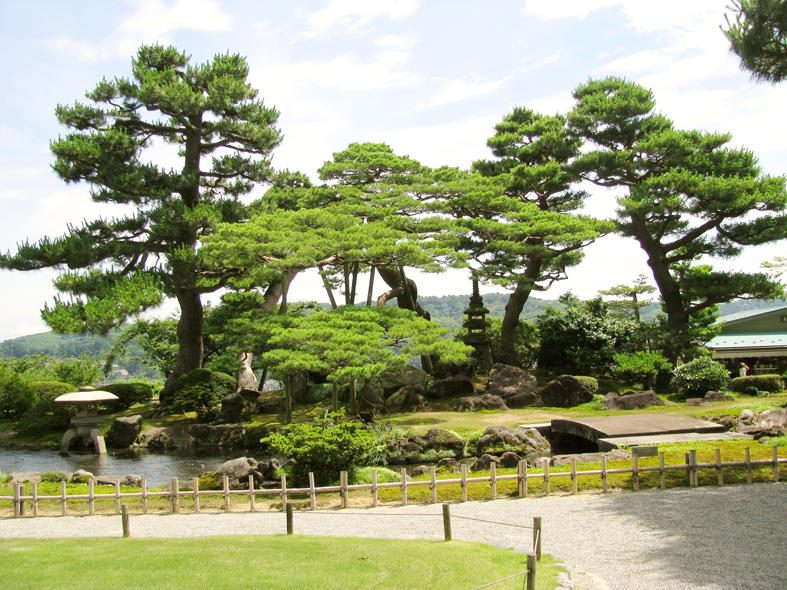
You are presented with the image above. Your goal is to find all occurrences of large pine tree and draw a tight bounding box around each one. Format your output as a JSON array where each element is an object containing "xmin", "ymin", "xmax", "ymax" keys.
[{"xmin": 0, "ymin": 45, "xmax": 282, "ymax": 381}]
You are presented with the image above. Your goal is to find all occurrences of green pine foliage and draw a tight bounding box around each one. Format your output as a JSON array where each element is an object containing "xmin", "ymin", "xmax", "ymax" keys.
[
  {"xmin": 730, "ymin": 374, "xmax": 784, "ymax": 394},
  {"xmin": 612, "ymin": 351, "xmax": 673, "ymax": 390},
  {"xmin": 724, "ymin": 0, "xmax": 787, "ymax": 82}
]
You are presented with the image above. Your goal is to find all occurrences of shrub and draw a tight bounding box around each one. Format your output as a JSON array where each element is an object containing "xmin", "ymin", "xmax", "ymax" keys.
[
  {"xmin": 40, "ymin": 471, "xmax": 69, "ymax": 483},
  {"xmin": 729, "ymin": 374, "xmax": 784, "ymax": 394},
  {"xmin": 611, "ymin": 351, "xmax": 672, "ymax": 389},
  {"xmin": 573, "ymin": 376, "xmax": 599, "ymax": 394},
  {"xmin": 351, "ymin": 466, "xmax": 401, "ymax": 485},
  {"xmin": 671, "ymin": 357, "xmax": 729, "ymax": 399},
  {"xmin": 166, "ymin": 369, "xmax": 236, "ymax": 421},
  {"xmin": 263, "ymin": 412, "xmax": 383, "ymax": 486},
  {"xmin": 16, "ymin": 380, "xmax": 76, "ymax": 434},
  {"xmin": 0, "ymin": 366, "xmax": 34, "ymax": 418},
  {"xmin": 102, "ymin": 381, "xmax": 155, "ymax": 409}
]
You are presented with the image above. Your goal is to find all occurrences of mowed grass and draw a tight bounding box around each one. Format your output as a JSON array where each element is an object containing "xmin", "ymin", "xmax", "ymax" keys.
[{"xmin": 0, "ymin": 535, "xmax": 561, "ymax": 590}]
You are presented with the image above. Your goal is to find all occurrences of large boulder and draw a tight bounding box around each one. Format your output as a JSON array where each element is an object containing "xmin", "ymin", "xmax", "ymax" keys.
[
  {"xmin": 604, "ymin": 391, "xmax": 665, "ymax": 410},
  {"xmin": 106, "ymin": 415, "xmax": 143, "ymax": 448},
  {"xmin": 738, "ymin": 409, "xmax": 787, "ymax": 439},
  {"xmin": 386, "ymin": 428, "xmax": 466, "ymax": 464},
  {"xmin": 215, "ymin": 457, "xmax": 262, "ymax": 487},
  {"xmin": 473, "ymin": 453, "xmax": 499, "ymax": 471},
  {"xmin": 486, "ymin": 363, "xmax": 539, "ymax": 406},
  {"xmin": 137, "ymin": 426, "xmax": 194, "ymax": 451},
  {"xmin": 457, "ymin": 394, "xmax": 508, "ymax": 412},
  {"xmin": 475, "ymin": 426, "xmax": 550, "ymax": 462},
  {"xmin": 220, "ymin": 391, "xmax": 245, "ymax": 422},
  {"xmin": 380, "ymin": 366, "xmax": 428, "ymax": 395},
  {"xmin": 187, "ymin": 424, "xmax": 247, "ymax": 449},
  {"xmin": 499, "ymin": 451, "xmax": 522, "ymax": 468},
  {"xmin": 385, "ymin": 386, "xmax": 425, "ymax": 413},
  {"xmin": 539, "ymin": 375, "xmax": 594, "ymax": 408}
]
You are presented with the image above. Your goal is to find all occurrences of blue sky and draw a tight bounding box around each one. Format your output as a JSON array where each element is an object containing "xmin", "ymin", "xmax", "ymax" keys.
[{"xmin": 1, "ymin": 0, "xmax": 785, "ymax": 340}]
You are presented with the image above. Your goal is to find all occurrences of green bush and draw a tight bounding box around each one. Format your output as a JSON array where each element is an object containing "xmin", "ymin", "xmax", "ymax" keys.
[
  {"xmin": 166, "ymin": 369, "xmax": 236, "ymax": 421},
  {"xmin": 0, "ymin": 366, "xmax": 34, "ymax": 418},
  {"xmin": 611, "ymin": 351, "xmax": 672, "ymax": 389},
  {"xmin": 102, "ymin": 381, "xmax": 155, "ymax": 409},
  {"xmin": 16, "ymin": 380, "xmax": 77, "ymax": 434},
  {"xmin": 263, "ymin": 412, "xmax": 382, "ymax": 486},
  {"xmin": 351, "ymin": 466, "xmax": 401, "ymax": 485},
  {"xmin": 40, "ymin": 471, "xmax": 69, "ymax": 483},
  {"xmin": 671, "ymin": 357, "xmax": 729, "ymax": 399},
  {"xmin": 729, "ymin": 374, "xmax": 784, "ymax": 394},
  {"xmin": 573, "ymin": 375, "xmax": 599, "ymax": 394}
]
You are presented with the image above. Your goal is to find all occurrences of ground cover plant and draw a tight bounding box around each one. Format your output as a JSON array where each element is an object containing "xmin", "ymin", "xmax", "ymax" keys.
[{"xmin": 0, "ymin": 536, "xmax": 561, "ymax": 590}]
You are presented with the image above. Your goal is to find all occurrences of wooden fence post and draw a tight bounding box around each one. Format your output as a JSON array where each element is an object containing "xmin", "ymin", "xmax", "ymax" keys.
[
  {"xmin": 744, "ymin": 447, "xmax": 752, "ymax": 484},
  {"xmin": 121, "ymin": 504, "xmax": 130, "ymax": 538},
  {"xmin": 526, "ymin": 553, "xmax": 537, "ymax": 590},
  {"xmin": 286, "ymin": 503, "xmax": 294, "ymax": 535},
  {"xmin": 114, "ymin": 481, "xmax": 121, "ymax": 514},
  {"xmin": 430, "ymin": 467, "xmax": 437, "ymax": 504},
  {"xmin": 658, "ymin": 452, "xmax": 666, "ymax": 490},
  {"xmin": 689, "ymin": 450, "xmax": 698, "ymax": 487},
  {"xmin": 400, "ymin": 468, "xmax": 408, "ymax": 506},
  {"xmin": 223, "ymin": 475, "xmax": 231, "ymax": 512},
  {"xmin": 489, "ymin": 462, "xmax": 497, "ymax": 500},
  {"xmin": 60, "ymin": 479, "xmax": 67, "ymax": 516},
  {"xmin": 601, "ymin": 455, "xmax": 608, "ymax": 493},
  {"xmin": 193, "ymin": 477, "xmax": 200, "ymax": 513},
  {"xmin": 632, "ymin": 454, "xmax": 639, "ymax": 491},
  {"xmin": 533, "ymin": 516, "xmax": 542, "ymax": 560},
  {"xmin": 542, "ymin": 459, "xmax": 550, "ymax": 496},
  {"xmin": 370, "ymin": 469, "xmax": 378, "ymax": 508},
  {"xmin": 715, "ymin": 448, "xmax": 724, "ymax": 486},
  {"xmin": 773, "ymin": 446, "xmax": 780, "ymax": 483},
  {"xmin": 280, "ymin": 474, "xmax": 289, "ymax": 509},
  {"xmin": 340, "ymin": 471, "xmax": 348, "ymax": 509},
  {"xmin": 170, "ymin": 477, "xmax": 180, "ymax": 514},
  {"xmin": 309, "ymin": 472, "xmax": 317, "ymax": 510},
  {"xmin": 460, "ymin": 463, "xmax": 468, "ymax": 503},
  {"xmin": 517, "ymin": 460, "xmax": 527, "ymax": 498},
  {"xmin": 570, "ymin": 458, "xmax": 577, "ymax": 495},
  {"xmin": 248, "ymin": 474, "xmax": 256, "ymax": 512},
  {"xmin": 31, "ymin": 481, "xmax": 38, "ymax": 517},
  {"xmin": 442, "ymin": 503, "xmax": 452, "ymax": 541},
  {"xmin": 13, "ymin": 481, "xmax": 20, "ymax": 517},
  {"xmin": 88, "ymin": 479, "xmax": 95, "ymax": 515},
  {"xmin": 141, "ymin": 479, "xmax": 148, "ymax": 514}
]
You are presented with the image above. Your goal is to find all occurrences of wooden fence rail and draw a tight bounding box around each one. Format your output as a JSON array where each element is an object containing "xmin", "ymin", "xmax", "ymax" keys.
[{"xmin": 3, "ymin": 446, "xmax": 784, "ymax": 518}]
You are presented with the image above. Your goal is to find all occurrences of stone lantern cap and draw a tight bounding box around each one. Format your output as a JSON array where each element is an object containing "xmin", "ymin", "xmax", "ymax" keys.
[{"xmin": 55, "ymin": 387, "xmax": 118, "ymax": 404}]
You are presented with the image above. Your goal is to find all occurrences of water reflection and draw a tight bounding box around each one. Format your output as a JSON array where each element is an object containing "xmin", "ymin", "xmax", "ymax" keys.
[{"xmin": 0, "ymin": 448, "xmax": 263, "ymax": 487}]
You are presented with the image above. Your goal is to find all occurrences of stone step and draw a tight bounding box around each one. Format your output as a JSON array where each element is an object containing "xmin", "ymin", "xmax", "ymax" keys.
[{"xmin": 598, "ymin": 431, "xmax": 753, "ymax": 451}]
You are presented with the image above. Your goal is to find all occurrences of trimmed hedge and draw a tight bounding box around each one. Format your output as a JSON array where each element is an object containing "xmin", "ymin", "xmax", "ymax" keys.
[
  {"xmin": 16, "ymin": 380, "xmax": 76, "ymax": 434},
  {"xmin": 574, "ymin": 375, "xmax": 599, "ymax": 394},
  {"xmin": 671, "ymin": 357, "xmax": 729, "ymax": 399},
  {"xmin": 166, "ymin": 368, "xmax": 236, "ymax": 421},
  {"xmin": 730, "ymin": 374, "xmax": 784, "ymax": 394},
  {"xmin": 102, "ymin": 381, "xmax": 155, "ymax": 409}
]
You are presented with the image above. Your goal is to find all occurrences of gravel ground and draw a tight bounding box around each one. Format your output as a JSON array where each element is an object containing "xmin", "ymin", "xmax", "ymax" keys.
[{"xmin": 2, "ymin": 482, "xmax": 785, "ymax": 590}]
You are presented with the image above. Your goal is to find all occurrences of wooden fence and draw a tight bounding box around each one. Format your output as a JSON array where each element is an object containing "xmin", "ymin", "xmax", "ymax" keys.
[{"xmin": 3, "ymin": 445, "xmax": 784, "ymax": 518}]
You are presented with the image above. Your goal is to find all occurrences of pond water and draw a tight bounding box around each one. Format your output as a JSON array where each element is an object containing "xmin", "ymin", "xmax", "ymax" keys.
[{"xmin": 0, "ymin": 448, "xmax": 265, "ymax": 487}]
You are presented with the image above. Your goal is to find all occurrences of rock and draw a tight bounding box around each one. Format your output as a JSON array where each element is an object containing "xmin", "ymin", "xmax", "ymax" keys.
[
  {"xmin": 704, "ymin": 390, "xmax": 735, "ymax": 402},
  {"xmin": 259, "ymin": 458, "xmax": 281, "ymax": 482},
  {"xmin": 257, "ymin": 392, "xmax": 285, "ymax": 414},
  {"xmin": 106, "ymin": 415, "xmax": 143, "ymax": 448},
  {"xmin": 474, "ymin": 453, "xmax": 500, "ymax": 471},
  {"xmin": 486, "ymin": 363, "xmax": 539, "ymax": 402},
  {"xmin": 215, "ymin": 457, "xmax": 262, "ymax": 487},
  {"xmin": 122, "ymin": 474, "xmax": 143, "ymax": 487},
  {"xmin": 137, "ymin": 426, "xmax": 194, "ymax": 451},
  {"xmin": 504, "ymin": 391, "xmax": 541, "ymax": 408},
  {"xmin": 705, "ymin": 414, "xmax": 739, "ymax": 431},
  {"xmin": 386, "ymin": 428, "xmax": 465, "ymax": 464},
  {"xmin": 738, "ymin": 409, "xmax": 787, "ymax": 439},
  {"xmin": 437, "ymin": 458, "xmax": 460, "ymax": 472},
  {"xmin": 410, "ymin": 465, "xmax": 431, "ymax": 477},
  {"xmin": 359, "ymin": 380, "xmax": 386, "ymax": 411},
  {"xmin": 739, "ymin": 409, "xmax": 756, "ymax": 424},
  {"xmin": 476, "ymin": 426, "xmax": 551, "ymax": 462},
  {"xmin": 499, "ymin": 451, "xmax": 521, "ymax": 468},
  {"xmin": 685, "ymin": 398, "xmax": 711, "ymax": 406},
  {"xmin": 604, "ymin": 391, "xmax": 665, "ymax": 411},
  {"xmin": 187, "ymin": 424, "xmax": 246, "ymax": 449},
  {"xmin": 420, "ymin": 428, "xmax": 466, "ymax": 457},
  {"xmin": 431, "ymin": 374, "xmax": 475, "ymax": 398},
  {"xmin": 221, "ymin": 391, "xmax": 245, "ymax": 422},
  {"xmin": 385, "ymin": 386, "xmax": 425, "ymax": 412},
  {"xmin": 539, "ymin": 375, "xmax": 594, "ymax": 408},
  {"xmin": 380, "ymin": 365, "xmax": 428, "ymax": 395},
  {"xmin": 72, "ymin": 469, "xmax": 94, "ymax": 483},
  {"xmin": 457, "ymin": 394, "xmax": 508, "ymax": 411}
]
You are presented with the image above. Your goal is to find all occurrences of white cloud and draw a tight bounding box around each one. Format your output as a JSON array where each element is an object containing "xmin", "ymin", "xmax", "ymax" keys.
[
  {"xmin": 305, "ymin": 0, "xmax": 422, "ymax": 35},
  {"xmin": 47, "ymin": 0, "xmax": 232, "ymax": 62},
  {"xmin": 421, "ymin": 75, "xmax": 511, "ymax": 110},
  {"xmin": 523, "ymin": 0, "xmax": 620, "ymax": 20}
]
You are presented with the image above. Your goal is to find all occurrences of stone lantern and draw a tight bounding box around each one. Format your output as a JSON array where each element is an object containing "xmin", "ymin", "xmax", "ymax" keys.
[
  {"xmin": 463, "ymin": 277, "xmax": 493, "ymax": 371},
  {"xmin": 55, "ymin": 386, "xmax": 119, "ymax": 454}
]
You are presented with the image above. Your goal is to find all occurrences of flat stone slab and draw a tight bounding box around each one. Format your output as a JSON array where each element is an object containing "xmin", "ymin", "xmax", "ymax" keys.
[
  {"xmin": 598, "ymin": 431, "xmax": 753, "ymax": 451},
  {"xmin": 551, "ymin": 414, "xmax": 725, "ymax": 442}
]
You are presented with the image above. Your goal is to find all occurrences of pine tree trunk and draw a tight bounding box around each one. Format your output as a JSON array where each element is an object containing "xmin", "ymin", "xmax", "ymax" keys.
[
  {"xmin": 171, "ymin": 290, "xmax": 205, "ymax": 381},
  {"xmin": 498, "ymin": 261, "xmax": 541, "ymax": 366}
]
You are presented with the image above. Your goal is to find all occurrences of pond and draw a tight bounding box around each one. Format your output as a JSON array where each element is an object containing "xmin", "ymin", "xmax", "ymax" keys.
[{"xmin": 0, "ymin": 448, "xmax": 265, "ymax": 487}]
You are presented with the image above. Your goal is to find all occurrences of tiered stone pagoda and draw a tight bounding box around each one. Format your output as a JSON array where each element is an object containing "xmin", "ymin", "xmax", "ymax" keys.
[{"xmin": 463, "ymin": 277, "xmax": 493, "ymax": 371}]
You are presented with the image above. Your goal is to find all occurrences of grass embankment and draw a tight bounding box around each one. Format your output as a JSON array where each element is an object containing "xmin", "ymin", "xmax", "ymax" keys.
[{"xmin": 0, "ymin": 536, "xmax": 561, "ymax": 590}]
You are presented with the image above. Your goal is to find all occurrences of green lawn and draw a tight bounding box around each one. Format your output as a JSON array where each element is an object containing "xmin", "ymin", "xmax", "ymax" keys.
[{"xmin": 0, "ymin": 535, "xmax": 561, "ymax": 590}]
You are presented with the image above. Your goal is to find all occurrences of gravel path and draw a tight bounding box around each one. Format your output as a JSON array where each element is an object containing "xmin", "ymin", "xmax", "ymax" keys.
[{"xmin": 2, "ymin": 482, "xmax": 786, "ymax": 590}]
